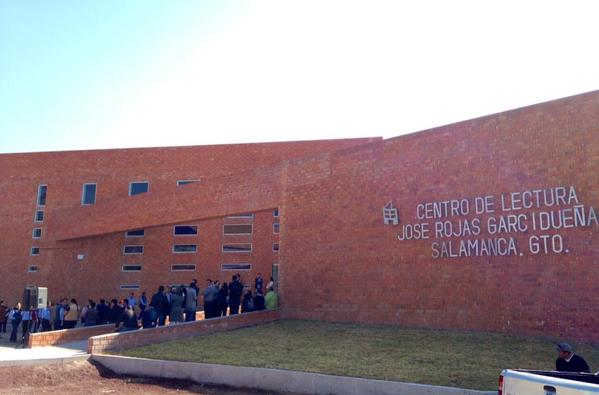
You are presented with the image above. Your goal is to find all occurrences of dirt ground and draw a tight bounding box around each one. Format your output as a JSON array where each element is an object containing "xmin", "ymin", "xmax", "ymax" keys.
[{"xmin": 0, "ymin": 360, "xmax": 297, "ymax": 395}]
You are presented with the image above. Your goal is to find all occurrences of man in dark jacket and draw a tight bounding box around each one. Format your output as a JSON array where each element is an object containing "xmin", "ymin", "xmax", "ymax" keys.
[
  {"xmin": 228, "ymin": 275, "xmax": 243, "ymax": 315},
  {"xmin": 150, "ymin": 285, "xmax": 169, "ymax": 326},
  {"xmin": 556, "ymin": 342, "xmax": 591, "ymax": 373}
]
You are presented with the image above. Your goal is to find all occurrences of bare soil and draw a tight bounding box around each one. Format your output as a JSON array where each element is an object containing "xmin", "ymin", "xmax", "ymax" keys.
[{"xmin": 0, "ymin": 360, "xmax": 294, "ymax": 395}]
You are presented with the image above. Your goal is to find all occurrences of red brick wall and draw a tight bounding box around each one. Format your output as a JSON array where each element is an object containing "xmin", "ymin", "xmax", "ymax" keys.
[
  {"xmin": 88, "ymin": 309, "xmax": 280, "ymax": 353},
  {"xmin": 28, "ymin": 324, "xmax": 114, "ymax": 348},
  {"xmin": 280, "ymin": 91, "xmax": 599, "ymax": 341}
]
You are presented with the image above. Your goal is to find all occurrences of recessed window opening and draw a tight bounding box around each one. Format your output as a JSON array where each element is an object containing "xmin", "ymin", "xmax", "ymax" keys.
[
  {"xmin": 223, "ymin": 224, "xmax": 253, "ymax": 235},
  {"xmin": 81, "ymin": 183, "xmax": 97, "ymax": 205},
  {"xmin": 123, "ymin": 245, "xmax": 143, "ymax": 255},
  {"xmin": 273, "ymin": 243, "xmax": 279, "ymax": 252},
  {"xmin": 28, "ymin": 265, "xmax": 38, "ymax": 273},
  {"xmin": 125, "ymin": 229, "xmax": 145, "ymax": 237},
  {"xmin": 177, "ymin": 180, "xmax": 200, "ymax": 186},
  {"xmin": 273, "ymin": 208, "xmax": 279, "ymax": 217},
  {"xmin": 34, "ymin": 210, "xmax": 44, "ymax": 222},
  {"xmin": 31, "ymin": 247, "xmax": 40, "ymax": 255},
  {"xmin": 223, "ymin": 243, "xmax": 252, "ymax": 253},
  {"xmin": 171, "ymin": 264, "xmax": 196, "ymax": 271},
  {"xmin": 32, "ymin": 228, "xmax": 42, "ymax": 239},
  {"xmin": 226, "ymin": 213, "xmax": 254, "ymax": 219},
  {"xmin": 173, "ymin": 225, "xmax": 198, "ymax": 236},
  {"xmin": 37, "ymin": 185, "xmax": 47, "ymax": 206},
  {"xmin": 221, "ymin": 263, "xmax": 252, "ymax": 271},
  {"xmin": 273, "ymin": 223, "xmax": 280, "ymax": 234},
  {"xmin": 120, "ymin": 284, "xmax": 140, "ymax": 290},
  {"xmin": 122, "ymin": 265, "xmax": 142, "ymax": 272},
  {"xmin": 173, "ymin": 244, "xmax": 197, "ymax": 253},
  {"xmin": 129, "ymin": 181, "xmax": 149, "ymax": 196}
]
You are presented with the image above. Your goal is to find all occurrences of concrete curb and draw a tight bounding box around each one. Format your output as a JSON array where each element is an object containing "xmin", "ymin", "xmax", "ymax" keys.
[
  {"xmin": 92, "ymin": 354, "xmax": 495, "ymax": 395},
  {"xmin": 0, "ymin": 354, "xmax": 89, "ymax": 367}
]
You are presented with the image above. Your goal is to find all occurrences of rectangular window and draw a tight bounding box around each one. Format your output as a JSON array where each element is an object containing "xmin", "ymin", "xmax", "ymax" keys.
[
  {"xmin": 226, "ymin": 213, "xmax": 254, "ymax": 219},
  {"xmin": 129, "ymin": 181, "xmax": 149, "ymax": 196},
  {"xmin": 120, "ymin": 284, "xmax": 140, "ymax": 290},
  {"xmin": 223, "ymin": 224, "xmax": 253, "ymax": 235},
  {"xmin": 34, "ymin": 210, "xmax": 44, "ymax": 222},
  {"xmin": 273, "ymin": 208, "xmax": 279, "ymax": 217},
  {"xmin": 273, "ymin": 223, "xmax": 280, "ymax": 234},
  {"xmin": 123, "ymin": 245, "xmax": 143, "ymax": 255},
  {"xmin": 37, "ymin": 185, "xmax": 47, "ymax": 206},
  {"xmin": 171, "ymin": 264, "xmax": 197, "ymax": 271},
  {"xmin": 28, "ymin": 265, "xmax": 38, "ymax": 273},
  {"xmin": 173, "ymin": 244, "xmax": 197, "ymax": 253},
  {"xmin": 32, "ymin": 228, "xmax": 42, "ymax": 239},
  {"xmin": 177, "ymin": 179, "xmax": 200, "ymax": 186},
  {"xmin": 173, "ymin": 225, "xmax": 198, "ymax": 236},
  {"xmin": 31, "ymin": 247, "xmax": 40, "ymax": 256},
  {"xmin": 122, "ymin": 265, "xmax": 142, "ymax": 272},
  {"xmin": 223, "ymin": 243, "xmax": 252, "ymax": 253},
  {"xmin": 221, "ymin": 263, "xmax": 252, "ymax": 271},
  {"xmin": 273, "ymin": 243, "xmax": 279, "ymax": 252},
  {"xmin": 81, "ymin": 183, "xmax": 97, "ymax": 205},
  {"xmin": 125, "ymin": 229, "xmax": 145, "ymax": 237}
]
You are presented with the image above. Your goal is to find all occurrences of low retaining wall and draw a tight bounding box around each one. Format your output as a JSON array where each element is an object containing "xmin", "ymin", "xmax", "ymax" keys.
[
  {"xmin": 28, "ymin": 324, "xmax": 114, "ymax": 348},
  {"xmin": 88, "ymin": 309, "xmax": 280, "ymax": 354},
  {"xmin": 92, "ymin": 354, "xmax": 495, "ymax": 395}
]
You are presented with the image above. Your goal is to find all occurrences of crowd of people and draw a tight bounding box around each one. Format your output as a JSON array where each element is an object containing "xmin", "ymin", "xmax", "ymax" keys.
[{"xmin": 2, "ymin": 273, "xmax": 278, "ymax": 343}]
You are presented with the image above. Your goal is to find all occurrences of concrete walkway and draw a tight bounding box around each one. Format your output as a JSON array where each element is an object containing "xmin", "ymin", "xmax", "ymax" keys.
[{"xmin": 0, "ymin": 339, "xmax": 88, "ymax": 366}]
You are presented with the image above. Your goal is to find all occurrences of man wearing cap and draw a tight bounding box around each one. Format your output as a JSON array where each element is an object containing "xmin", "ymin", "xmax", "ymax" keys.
[{"xmin": 556, "ymin": 342, "xmax": 590, "ymax": 373}]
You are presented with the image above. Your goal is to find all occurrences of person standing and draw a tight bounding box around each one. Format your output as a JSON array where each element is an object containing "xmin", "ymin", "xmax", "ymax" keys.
[
  {"xmin": 63, "ymin": 299, "xmax": 79, "ymax": 329},
  {"xmin": 185, "ymin": 282, "xmax": 198, "ymax": 322},
  {"xmin": 255, "ymin": 273, "xmax": 264, "ymax": 294},
  {"xmin": 228, "ymin": 275, "xmax": 243, "ymax": 315},
  {"xmin": 169, "ymin": 286, "xmax": 184, "ymax": 324},
  {"xmin": 150, "ymin": 286, "xmax": 170, "ymax": 326},
  {"xmin": 0, "ymin": 301, "xmax": 7, "ymax": 335},
  {"xmin": 556, "ymin": 342, "xmax": 591, "ymax": 373},
  {"xmin": 9, "ymin": 303, "xmax": 22, "ymax": 343},
  {"xmin": 217, "ymin": 282, "xmax": 229, "ymax": 316},
  {"xmin": 139, "ymin": 291, "xmax": 148, "ymax": 312},
  {"xmin": 40, "ymin": 302, "xmax": 52, "ymax": 331}
]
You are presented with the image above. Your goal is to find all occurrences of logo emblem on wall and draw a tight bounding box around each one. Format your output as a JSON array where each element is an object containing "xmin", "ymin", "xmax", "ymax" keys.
[{"xmin": 383, "ymin": 201, "xmax": 399, "ymax": 226}]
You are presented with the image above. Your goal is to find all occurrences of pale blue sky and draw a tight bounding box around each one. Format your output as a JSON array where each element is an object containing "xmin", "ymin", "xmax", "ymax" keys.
[{"xmin": 1, "ymin": 1, "xmax": 599, "ymax": 154}]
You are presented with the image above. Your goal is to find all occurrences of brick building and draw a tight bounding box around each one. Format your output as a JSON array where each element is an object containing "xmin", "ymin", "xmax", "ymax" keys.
[{"xmin": 1, "ymin": 91, "xmax": 598, "ymax": 341}]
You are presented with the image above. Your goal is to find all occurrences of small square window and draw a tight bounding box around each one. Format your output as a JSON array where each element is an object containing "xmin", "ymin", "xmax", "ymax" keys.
[
  {"xmin": 31, "ymin": 247, "xmax": 40, "ymax": 256},
  {"xmin": 173, "ymin": 244, "xmax": 197, "ymax": 253},
  {"xmin": 28, "ymin": 265, "xmax": 38, "ymax": 273},
  {"xmin": 32, "ymin": 228, "xmax": 42, "ymax": 239},
  {"xmin": 37, "ymin": 185, "xmax": 47, "ymax": 206},
  {"xmin": 272, "ymin": 243, "xmax": 279, "ymax": 252},
  {"xmin": 125, "ymin": 229, "xmax": 145, "ymax": 237},
  {"xmin": 82, "ymin": 183, "xmax": 97, "ymax": 205},
  {"xmin": 273, "ymin": 208, "xmax": 279, "ymax": 217},
  {"xmin": 129, "ymin": 181, "xmax": 149, "ymax": 196},
  {"xmin": 273, "ymin": 223, "xmax": 280, "ymax": 234},
  {"xmin": 123, "ymin": 245, "xmax": 143, "ymax": 255},
  {"xmin": 34, "ymin": 210, "xmax": 44, "ymax": 222},
  {"xmin": 173, "ymin": 225, "xmax": 198, "ymax": 236}
]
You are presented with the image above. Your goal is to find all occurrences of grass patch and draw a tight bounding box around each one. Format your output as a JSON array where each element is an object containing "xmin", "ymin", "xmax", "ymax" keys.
[{"xmin": 117, "ymin": 320, "xmax": 599, "ymax": 390}]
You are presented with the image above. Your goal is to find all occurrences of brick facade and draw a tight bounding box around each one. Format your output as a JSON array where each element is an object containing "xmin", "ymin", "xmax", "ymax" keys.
[{"xmin": 1, "ymin": 91, "xmax": 598, "ymax": 342}]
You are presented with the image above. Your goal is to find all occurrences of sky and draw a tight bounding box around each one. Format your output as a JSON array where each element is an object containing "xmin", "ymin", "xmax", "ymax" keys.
[{"xmin": 1, "ymin": 0, "xmax": 598, "ymax": 154}]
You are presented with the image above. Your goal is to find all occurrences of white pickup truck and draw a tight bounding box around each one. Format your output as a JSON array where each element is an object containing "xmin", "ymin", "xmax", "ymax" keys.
[{"xmin": 500, "ymin": 369, "xmax": 599, "ymax": 394}]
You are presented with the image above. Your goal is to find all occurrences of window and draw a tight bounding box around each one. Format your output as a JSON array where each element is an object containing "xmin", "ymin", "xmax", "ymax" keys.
[
  {"xmin": 34, "ymin": 210, "xmax": 44, "ymax": 222},
  {"xmin": 226, "ymin": 213, "xmax": 254, "ymax": 219},
  {"xmin": 28, "ymin": 265, "xmax": 38, "ymax": 273},
  {"xmin": 81, "ymin": 183, "xmax": 97, "ymax": 205},
  {"xmin": 273, "ymin": 208, "xmax": 279, "ymax": 217},
  {"xmin": 223, "ymin": 243, "xmax": 252, "ymax": 253},
  {"xmin": 273, "ymin": 223, "xmax": 280, "ymax": 234},
  {"xmin": 173, "ymin": 244, "xmax": 197, "ymax": 253},
  {"xmin": 123, "ymin": 245, "xmax": 143, "ymax": 255},
  {"xmin": 223, "ymin": 224, "xmax": 253, "ymax": 235},
  {"xmin": 32, "ymin": 228, "xmax": 42, "ymax": 239},
  {"xmin": 129, "ymin": 181, "xmax": 149, "ymax": 196},
  {"xmin": 122, "ymin": 265, "xmax": 142, "ymax": 272},
  {"xmin": 31, "ymin": 247, "xmax": 40, "ymax": 255},
  {"xmin": 171, "ymin": 264, "xmax": 196, "ymax": 271},
  {"xmin": 177, "ymin": 180, "xmax": 200, "ymax": 186},
  {"xmin": 173, "ymin": 225, "xmax": 198, "ymax": 236},
  {"xmin": 125, "ymin": 229, "xmax": 145, "ymax": 237},
  {"xmin": 273, "ymin": 243, "xmax": 279, "ymax": 252},
  {"xmin": 37, "ymin": 185, "xmax": 47, "ymax": 206},
  {"xmin": 221, "ymin": 263, "xmax": 252, "ymax": 271},
  {"xmin": 120, "ymin": 284, "xmax": 140, "ymax": 290}
]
